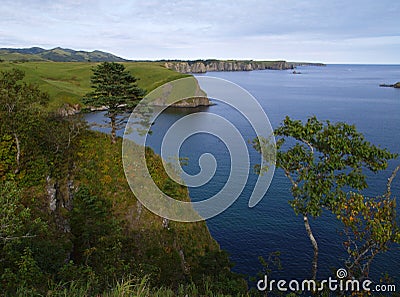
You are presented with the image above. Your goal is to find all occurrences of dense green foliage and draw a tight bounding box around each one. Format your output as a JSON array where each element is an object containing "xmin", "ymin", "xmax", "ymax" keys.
[
  {"xmin": 254, "ymin": 116, "xmax": 399, "ymax": 281},
  {"xmin": 274, "ymin": 116, "xmax": 396, "ymax": 218},
  {"xmin": 333, "ymin": 181, "xmax": 400, "ymax": 279},
  {"xmin": 0, "ymin": 68, "xmax": 50, "ymax": 177},
  {"xmin": 1, "ymin": 63, "xmax": 398, "ymax": 296},
  {"xmin": 0, "ymin": 69, "xmax": 246, "ymax": 296}
]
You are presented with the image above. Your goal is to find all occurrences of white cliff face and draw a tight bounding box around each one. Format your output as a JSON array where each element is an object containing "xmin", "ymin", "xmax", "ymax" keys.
[
  {"xmin": 164, "ymin": 60, "xmax": 292, "ymax": 73},
  {"xmin": 191, "ymin": 62, "xmax": 207, "ymax": 73}
]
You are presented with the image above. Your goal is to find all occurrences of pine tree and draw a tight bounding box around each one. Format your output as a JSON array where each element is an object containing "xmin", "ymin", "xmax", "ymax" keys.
[{"xmin": 83, "ymin": 62, "xmax": 145, "ymax": 143}]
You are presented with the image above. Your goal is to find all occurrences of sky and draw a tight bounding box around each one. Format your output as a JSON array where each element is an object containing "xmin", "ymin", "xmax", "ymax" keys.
[{"xmin": 1, "ymin": 0, "xmax": 399, "ymax": 64}]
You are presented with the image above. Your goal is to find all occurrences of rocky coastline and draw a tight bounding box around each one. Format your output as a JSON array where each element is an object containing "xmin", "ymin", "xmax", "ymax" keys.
[
  {"xmin": 379, "ymin": 82, "xmax": 400, "ymax": 88},
  {"xmin": 57, "ymin": 97, "xmax": 213, "ymax": 116},
  {"xmin": 164, "ymin": 60, "xmax": 325, "ymax": 74},
  {"xmin": 152, "ymin": 96, "xmax": 213, "ymax": 108},
  {"xmin": 164, "ymin": 60, "xmax": 292, "ymax": 73}
]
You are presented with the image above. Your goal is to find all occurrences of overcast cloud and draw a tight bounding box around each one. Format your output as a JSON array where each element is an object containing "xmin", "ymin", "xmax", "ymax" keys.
[{"xmin": 1, "ymin": 0, "xmax": 399, "ymax": 63}]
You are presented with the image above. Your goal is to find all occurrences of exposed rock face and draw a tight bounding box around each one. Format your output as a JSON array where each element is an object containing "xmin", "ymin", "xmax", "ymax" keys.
[
  {"xmin": 58, "ymin": 103, "xmax": 81, "ymax": 116},
  {"xmin": 171, "ymin": 97, "xmax": 212, "ymax": 107},
  {"xmin": 152, "ymin": 96, "xmax": 212, "ymax": 107},
  {"xmin": 46, "ymin": 176, "xmax": 57, "ymax": 212},
  {"xmin": 46, "ymin": 175, "xmax": 75, "ymax": 233},
  {"xmin": 162, "ymin": 218, "xmax": 169, "ymax": 229},
  {"xmin": 165, "ymin": 60, "xmax": 294, "ymax": 73},
  {"xmin": 178, "ymin": 249, "xmax": 190, "ymax": 274}
]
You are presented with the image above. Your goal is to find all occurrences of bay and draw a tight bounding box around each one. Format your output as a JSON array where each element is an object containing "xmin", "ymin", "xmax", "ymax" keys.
[{"xmin": 85, "ymin": 64, "xmax": 400, "ymax": 283}]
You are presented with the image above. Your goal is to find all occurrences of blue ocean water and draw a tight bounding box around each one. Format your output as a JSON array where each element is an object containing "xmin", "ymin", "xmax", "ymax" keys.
[
  {"xmin": 85, "ymin": 65, "xmax": 400, "ymax": 283},
  {"xmin": 192, "ymin": 65, "xmax": 400, "ymax": 283}
]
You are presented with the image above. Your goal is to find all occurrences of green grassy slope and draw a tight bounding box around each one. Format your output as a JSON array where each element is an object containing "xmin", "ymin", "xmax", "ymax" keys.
[
  {"xmin": 126, "ymin": 62, "xmax": 190, "ymax": 94},
  {"xmin": 0, "ymin": 61, "xmax": 189, "ymax": 110},
  {"xmin": 0, "ymin": 52, "xmax": 47, "ymax": 61},
  {"xmin": 146, "ymin": 76, "xmax": 207, "ymax": 106},
  {"xmin": 75, "ymin": 131, "xmax": 221, "ymax": 272},
  {"xmin": 0, "ymin": 47, "xmax": 129, "ymax": 62}
]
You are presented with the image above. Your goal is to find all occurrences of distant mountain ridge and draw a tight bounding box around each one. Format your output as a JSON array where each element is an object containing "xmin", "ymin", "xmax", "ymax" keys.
[{"xmin": 0, "ymin": 47, "xmax": 129, "ymax": 62}]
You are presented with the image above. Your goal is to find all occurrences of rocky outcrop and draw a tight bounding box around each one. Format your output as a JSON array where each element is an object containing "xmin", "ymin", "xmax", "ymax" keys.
[
  {"xmin": 58, "ymin": 103, "xmax": 115, "ymax": 116},
  {"xmin": 171, "ymin": 97, "xmax": 212, "ymax": 107},
  {"xmin": 379, "ymin": 82, "xmax": 400, "ymax": 88},
  {"xmin": 58, "ymin": 103, "xmax": 81, "ymax": 116},
  {"xmin": 164, "ymin": 60, "xmax": 294, "ymax": 73},
  {"xmin": 152, "ymin": 96, "xmax": 212, "ymax": 107},
  {"xmin": 59, "ymin": 103, "xmax": 128, "ymax": 116},
  {"xmin": 46, "ymin": 176, "xmax": 57, "ymax": 212},
  {"xmin": 46, "ymin": 175, "xmax": 75, "ymax": 233}
]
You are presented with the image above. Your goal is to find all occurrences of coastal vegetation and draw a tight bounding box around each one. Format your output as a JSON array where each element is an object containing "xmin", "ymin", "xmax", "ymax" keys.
[
  {"xmin": 0, "ymin": 68, "xmax": 246, "ymax": 296},
  {"xmin": 254, "ymin": 116, "xmax": 400, "ymax": 281},
  {"xmin": 1, "ymin": 59, "xmax": 399, "ymax": 296}
]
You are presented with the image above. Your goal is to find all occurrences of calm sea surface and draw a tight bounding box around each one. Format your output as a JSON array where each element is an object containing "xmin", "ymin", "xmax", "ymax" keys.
[{"xmin": 85, "ymin": 65, "xmax": 400, "ymax": 283}]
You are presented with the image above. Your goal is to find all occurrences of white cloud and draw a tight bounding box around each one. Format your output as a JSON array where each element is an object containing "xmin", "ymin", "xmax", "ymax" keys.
[{"xmin": 1, "ymin": 0, "xmax": 399, "ymax": 63}]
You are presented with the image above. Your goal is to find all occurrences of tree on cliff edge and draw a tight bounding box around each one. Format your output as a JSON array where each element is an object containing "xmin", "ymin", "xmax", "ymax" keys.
[
  {"xmin": 83, "ymin": 62, "xmax": 145, "ymax": 144},
  {"xmin": 254, "ymin": 116, "xmax": 397, "ymax": 280}
]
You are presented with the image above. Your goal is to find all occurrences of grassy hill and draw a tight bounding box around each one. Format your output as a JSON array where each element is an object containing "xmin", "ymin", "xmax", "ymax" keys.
[
  {"xmin": 0, "ymin": 61, "xmax": 189, "ymax": 110},
  {"xmin": 0, "ymin": 47, "xmax": 128, "ymax": 62}
]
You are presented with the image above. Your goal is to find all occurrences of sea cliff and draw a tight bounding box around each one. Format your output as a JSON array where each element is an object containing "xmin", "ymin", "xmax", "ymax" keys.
[
  {"xmin": 164, "ymin": 60, "xmax": 295, "ymax": 73},
  {"xmin": 153, "ymin": 96, "xmax": 212, "ymax": 107}
]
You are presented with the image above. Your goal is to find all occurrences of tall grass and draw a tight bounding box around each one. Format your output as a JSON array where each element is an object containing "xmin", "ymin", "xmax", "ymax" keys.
[{"xmin": 10, "ymin": 275, "xmax": 248, "ymax": 297}]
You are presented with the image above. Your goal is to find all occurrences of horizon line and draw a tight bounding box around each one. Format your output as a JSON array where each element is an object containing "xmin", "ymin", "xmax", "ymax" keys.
[{"xmin": 2, "ymin": 46, "xmax": 400, "ymax": 65}]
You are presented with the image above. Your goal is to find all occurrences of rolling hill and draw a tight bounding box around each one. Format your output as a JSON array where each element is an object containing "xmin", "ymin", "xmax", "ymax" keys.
[
  {"xmin": 0, "ymin": 47, "xmax": 129, "ymax": 62},
  {"xmin": 0, "ymin": 61, "xmax": 189, "ymax": 110}
]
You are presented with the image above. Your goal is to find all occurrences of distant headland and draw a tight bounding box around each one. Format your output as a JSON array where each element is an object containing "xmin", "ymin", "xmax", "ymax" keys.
[
  {"xmin": 379, "ymin": 82, "xmax": 400, "ymax": 89},
  {"xmin": 163, "ymin": 60, "xmax": 325, "ymax": 73},
  {"xmin": 0, "ymin": 47, "xmax": 325, "ymax": 72}
]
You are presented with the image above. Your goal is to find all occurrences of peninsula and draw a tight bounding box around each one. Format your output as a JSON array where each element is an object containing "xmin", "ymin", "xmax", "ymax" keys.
[{"xmin": 379, "ymin": 82, "xmax": 400, "ymax": 88}]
